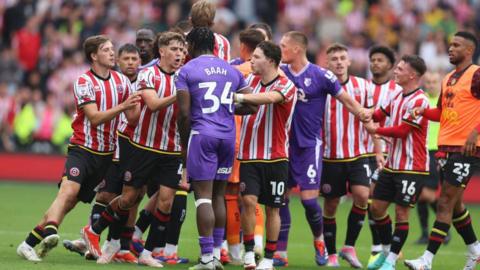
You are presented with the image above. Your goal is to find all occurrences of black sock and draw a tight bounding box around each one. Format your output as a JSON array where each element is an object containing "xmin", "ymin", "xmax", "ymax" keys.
[
  {"xmin": 44, "ymin": 221, "xmax": 58, "ymax": 237},
  {"xmin": 426, "ymin": 221, "xmax": 450, "ymax": 254},
  {"xmin": 145, "ymin": 209, "xmax": 170, "ymax": 251},
  {"xmin": 90, "ymin": 201, "xmax": 107, "ymax": 225},
  {"xmin": 345, "ymin": 204, "xmax": 367, "ymax": 246},
  {"xmin": 390, "ymin": 222, "xmax": 409, "ymax": 254},
  {"xmin": 323, "ymin": 216, "xmax": 337, "ymax": 255},
  {"xmin": 92, "ymin": 205, "xmax": 129, "ymax": 238},
  {"xmin": 121, "ymin": 226, "xmax": 135, "ymax": 250},
  {"xmin": 166, "ymin": 192, "xmax": 187, "ymax": 245},
  {"xmin": 453, "ymin": 209, "xmax": 477, "ymax": 245},
  {"xmin": 417, "ymin": 201, "xmax": 429, "ymax": 236},
  {"xmin": 136, "ymin": 209, "xmax": 153, "ymax": 233},
  {"xmin": 375, "ymin": 215, "xmax": 392, "ymax": 246},
  {"xmin": 264, "ymin": 240, "xmax": 277, "ymax": 259},
  {"xmin": 368, "ymin": 204, "xmax": 381, "ymax": 246},
  {"xmin": 25, "ymin": 226, "xmax": 45, "ymax": 247},
  {"xmin": 430, "ymin": 200, "xmax": 437, "ymax": 213},
  {"xmin": 243, "ymin": 234, "xmax": 255, "ymax": 252}
]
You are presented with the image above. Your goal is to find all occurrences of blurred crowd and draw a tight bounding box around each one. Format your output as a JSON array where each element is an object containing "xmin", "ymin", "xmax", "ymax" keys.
[{"xmin": 0, "ymin": 0, "xmax": 479, "ymax": 154}]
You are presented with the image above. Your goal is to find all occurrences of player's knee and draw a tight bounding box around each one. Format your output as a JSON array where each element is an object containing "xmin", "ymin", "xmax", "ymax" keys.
[
  {"xmin": 95, "ymin": 191, "xmax": 117, "ymax": 203},
  {"xmin": 324, "ymin": 198, "xmax": 340, "ymax": 216}
]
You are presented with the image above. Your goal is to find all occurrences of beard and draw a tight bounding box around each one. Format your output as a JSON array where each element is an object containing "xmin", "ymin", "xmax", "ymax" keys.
[{"xmin": 449, "ymin": 54, "xmax": 464, "ymax": 65}]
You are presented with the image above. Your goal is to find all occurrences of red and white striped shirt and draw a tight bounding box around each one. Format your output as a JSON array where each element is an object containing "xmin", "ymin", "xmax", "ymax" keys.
[
  {"xmin": 130, "ymin": 65, "xmax": 180, "ymax": 154},
  {"xmin": 214, "ymin": 33, "xmax": 230, "ymax": 62},
  {"xmin": 238, "ymin": 75, "xmax": 297, "ymax": 161},
  {"xmin": 323, "ymin": 76, "xmax": 372, "ymax": 161},
  {"xmin": 71, "ymin": 69, "xmax": 132, "ymax": 153},
  {"xmin": 366, "ymin": 79, "xmax": 402, "ymax": 153},
  {"xmin": 381, "ymin": 89, "xmax": 429, "ymax": 173}
]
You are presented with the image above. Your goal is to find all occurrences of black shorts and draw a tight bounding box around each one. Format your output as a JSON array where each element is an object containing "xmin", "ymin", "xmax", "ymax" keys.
[
  {"xmin": 439, "ymin": 152, "xmax": 480, "ymax": 188},
  {"xmin": 62, "ymin": 145, "xmax": 113, "ymax": 203},
  {"xmin": 424, "ymin": 150, "xmax": 440, "ymax": 189},
  {"xmin": 122, "ymin": 142, "xmax": 182, "ymax": 193},
  {"xmin": 321, "ymin": 157, "xmax": 371, "ymax": 198},
  {"xmin": 97, "ymin": 136, "xmax": 133, "ymax": 195},
  {"xmin": 368, "ymin": 156, "xmax": 379, "ymax": 183},
  {"xmin": 240, "ymin": 161, "xmax": 288, "ymax": 208},
  {"xmin": 96, "ymin": 161, "xmax": 122, "ymax": 195},
  {"xmin": 373, "ymin": 170, "xmax": 426, "ymax": 207}
]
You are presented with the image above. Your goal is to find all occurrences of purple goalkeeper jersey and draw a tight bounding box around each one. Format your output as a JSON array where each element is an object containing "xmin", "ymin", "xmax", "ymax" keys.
[
  {"xmin": 176, "ymin": 55, "xmax": 248, "ymax": 139},
  {"xmin": 280, "ymin": 62, "xmax": 342, "ymax": 148}
]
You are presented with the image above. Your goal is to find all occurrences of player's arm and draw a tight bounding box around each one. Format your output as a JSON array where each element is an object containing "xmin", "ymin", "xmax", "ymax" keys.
[
  {"xmin": 464, "ymin": 70, "xmax": 480, "ymax": 156},
  {"xmin": 82, "ymin": 92, "xmax": 141, "ymax": 127},
  {"xmin": 365, "ymin": 121, "xmax": 386, "ymax": 170},
  {"xmin": 366, "ymin": 122, "xmax": 415, "ymax": 139},
  {"xmin": 335, "ymin": 90, "xmax": 371, "ymax": 122},
  {"xmin": 412, "ymin": 90, "xmax": 442, "ymax": 121},
  {"xmin": 140, "ymin": 89, "xmax": 177, "ymax": 111},
  {"xmin": 234, "ymin": 87, "xmax": 258, "ymax": 115},
  {"xmin": 176, "ymin": 89, "xmax": 190, "ymax": 166}
]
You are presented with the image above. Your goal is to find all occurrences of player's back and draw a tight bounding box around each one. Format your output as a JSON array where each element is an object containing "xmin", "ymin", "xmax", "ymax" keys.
[{"xmin": 177, "ymin": 55, "xmax": 246, "ymax": 139}]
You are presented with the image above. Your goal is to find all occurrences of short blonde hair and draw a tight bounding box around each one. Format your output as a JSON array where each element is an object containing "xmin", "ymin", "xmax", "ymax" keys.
[
  {"xmin": 190, "ymin": 0, "xmax": 216, "ymax": 27},
  {"xmin": 326, "ymin": 43, "xmax": 348, "ymax": 55}
]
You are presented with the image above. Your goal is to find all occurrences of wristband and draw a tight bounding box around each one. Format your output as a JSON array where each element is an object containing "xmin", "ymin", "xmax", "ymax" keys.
[{"xmin": 236, "ymin": 93, "xmax": 245, "ymax": 103}]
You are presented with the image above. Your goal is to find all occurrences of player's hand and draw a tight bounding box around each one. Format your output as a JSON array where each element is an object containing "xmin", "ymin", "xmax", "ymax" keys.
[
  {"xmin": 359, "ymin": 108, "xmax": 373, "ymax": 122},
  {"xmin": 178, "ymin": 169, "xmax": 190, "ymax": 191},
  {"xmin": 410, "ymin": 107, "xmax": 425, "ymax": 119},
  {"xmin": 364, "ymin": 121, "xmax": 377, "ymax": 134},
  {"xmin": 463, "ymin": 128, "xmax": 479, "ymax": 156},
  {"xmin": 121, "ymin": 92, "xmax": 141, "ymax": 110},
  {"xmin": 376, "ymin": 153, "xmax": 385, "ymax": 171}
]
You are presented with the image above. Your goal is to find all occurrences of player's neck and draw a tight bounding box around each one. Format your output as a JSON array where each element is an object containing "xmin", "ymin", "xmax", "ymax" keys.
[
  {"xmin": 372, "ymin": 73, "xmax": 391, "ymax": 85},
  {"xmin": 91, "ymin": 64, "xmax": 110, "ymax": 79},
  {"xmin": 289, "ymin": 56, "xmax": 309, "ymax": 74},
  {"xmin": 401, "ymin": 82, "xmax": 420, "ymax": 95},
  {"xmin": 455, "ymin": 59, "xmax": 473, "ymax": 72},
  {"xmin": 127, "ymin": 74, "xmax": 137, "ymax": 82},
  {"xmin": 159, "ymin": 61, "xmax": 175, "ymax": 74},
  {"xmin": 261, "ymin": 68, "xmax": 279, "ymax": 85},
  {"xmin": 337, "ymin": 73, "xmax": 349, "ymax": 85}
]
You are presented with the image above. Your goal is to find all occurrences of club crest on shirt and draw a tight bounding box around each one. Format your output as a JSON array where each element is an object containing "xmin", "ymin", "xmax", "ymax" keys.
[
  {"xmin": 94, "ymin": 85, "xmax": 101, "ymax": 92},
  {"xmin": 353, "ymin": 88, "xmax": 361, "ymax": 96},
  {"xmin": 116, "ymin": 85, "xmax": 124, "ymax": 94},
  {"xmin": 304, "ymin": 77, "xmax": 312, "ymax": 86}
]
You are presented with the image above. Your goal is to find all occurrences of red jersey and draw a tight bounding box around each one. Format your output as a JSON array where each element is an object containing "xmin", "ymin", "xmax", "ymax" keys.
[
  {"xmin": 366, "ymin": 79, "xmax": 402, "ymax": 153},
  {"xmin": 214, "ymin": 33, "xmax": 230, "ymax": 62},
  {"xmin": 323, "ymin": 76, "xmax": 372, "ymax": 161},
  {"xmin": 238, "ymin": 75, "xmax": 297, "ymax": 161},
  {"xmin": 71, "ymin": 69, "xmax": 132, "ymax": 153},
  {"xmin": 381, "ymin": 89, "xmax": 430, "ymax": 173},
  {"xmin": 130, "ymin": 65, "xmax": 180, "ymax": 154}
]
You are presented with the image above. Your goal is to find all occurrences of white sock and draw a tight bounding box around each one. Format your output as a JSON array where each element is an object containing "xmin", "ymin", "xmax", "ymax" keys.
[
  {"xmin": 422, "ymin": 250, "xmax": 434, "ymax": 265},
  {"xmin": 315, "ymin": 235, "xmax": 324, "ymax": 241},
  {"xmin": 152, "ymin": 247, "xmax": 163, "ymax": 254},
  {"xmin": 141, "ymin": 249, "xmax": 152, "ymax": 258},
  {"xmin": 133, "ymin": 226, "xmax": 143, "ymax": 240},
  {"xmin": 382, "ymin": 244, "xmax": 391, "ymax": 255},
  {"xmin": 201, "ymin": 253, "xmax": 214, "ymax": 263},
  {"xmin": 467, "ymin": 241, "xmax": 480, "ymax": 254},
  {"xmin": 275, "ymin": 251, "xmax": 288, "ymax": 258},
  {"xmin": 385, "ymin": 252, "xmax": 397, "ymax": 264},
  {"xmin": 164, "ymin": 244, "xmax": 177, "ymax": 256},
  {"xmin": 229, "ymin": 244, "xmax": 242, "ymax": 259},
  {"xmin": 254, "ymin": 235, "xmax": 263, "ymax": 250},
  {"xmin": 371, "ymin": 245, "xmax": 382, "ymax": 253},
  {"xmin": 213, "ymin": 247, "xmax": 221, "ymax": 260},
  {"xmin": 221, "ymin": 240, "xmax": 228, "ymax": 249},
  {"xmin": 343, "ymin": 245, "xmax": 354, "ymax": 249}
]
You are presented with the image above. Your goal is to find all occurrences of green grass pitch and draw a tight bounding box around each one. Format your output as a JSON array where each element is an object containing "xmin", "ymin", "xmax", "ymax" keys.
[{"xmin": 0, "ymin": 181, "xmax": 478, "ymax": 269}]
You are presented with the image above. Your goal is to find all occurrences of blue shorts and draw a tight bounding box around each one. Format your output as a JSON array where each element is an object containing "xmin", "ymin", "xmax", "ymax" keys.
[{"xmin": 187, "ymin": 131, "xmax": 235, "ymax": 181}]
